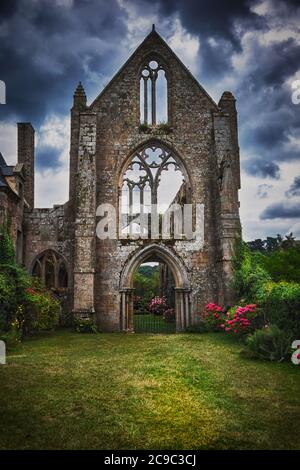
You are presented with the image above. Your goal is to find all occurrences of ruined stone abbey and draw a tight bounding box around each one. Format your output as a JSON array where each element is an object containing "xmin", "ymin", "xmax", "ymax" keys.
[{"xmin": 0, "ymin": 27, "xmax": 241, "ymax": 331}]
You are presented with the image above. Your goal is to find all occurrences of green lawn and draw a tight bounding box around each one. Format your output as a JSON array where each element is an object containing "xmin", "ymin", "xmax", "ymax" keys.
[
  {"xmin": 0, "ymin": 330, "xmax": 299, "ymax": 450},
  {"xmin": 134, "ymin": 313, "xmax": 176, "ymax": 333}
]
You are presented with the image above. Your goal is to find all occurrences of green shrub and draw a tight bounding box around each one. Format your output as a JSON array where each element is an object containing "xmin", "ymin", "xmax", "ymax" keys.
[
  {"xmin": 259, "ymin": 246, "xmax": 300, "ymax": 283},
  {"xmin": 73, "ymin": 317, "xmax": 97, "ymax": 333},
  {"xmin": 259, "ymin": 281, "xmax": 300, "ymax": 336},
  {"xmin": 24, "ymin": 288, "xmax": 60, "ymax": 332},
  {"xmin": 232, "ymin": 240, "xmax": 271, "ymax": 302},
  {"xmin": 0, "ymin": 264, "xmax": 30, "ymax": 331},
  {"xmin": 245, "ymin": 325, "xmax": 293, "ymax": 362},
  {"xmin": 0, "ymin": 229, "xmax": 15, "ymax": 264},
  {"xmin": 0, "ymin": 305, "xmax": 24, "ymax": 348}
]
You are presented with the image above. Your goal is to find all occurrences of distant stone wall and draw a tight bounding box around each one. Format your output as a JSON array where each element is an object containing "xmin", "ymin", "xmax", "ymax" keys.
[{"xmin": 24, "ymin": 205, "xmax": 72, "ymax": 273}]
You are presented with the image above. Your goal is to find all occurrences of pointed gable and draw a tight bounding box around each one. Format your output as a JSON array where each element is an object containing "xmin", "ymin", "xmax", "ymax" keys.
[{"xmin": 89, "ymin": 28, "xmax": 218, "ymax": 113}]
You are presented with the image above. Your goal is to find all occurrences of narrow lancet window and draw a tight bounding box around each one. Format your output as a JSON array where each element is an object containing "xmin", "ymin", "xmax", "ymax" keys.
[{"xmin": 140, "ymin": 60, "xmax": 168, "ymax": 125}]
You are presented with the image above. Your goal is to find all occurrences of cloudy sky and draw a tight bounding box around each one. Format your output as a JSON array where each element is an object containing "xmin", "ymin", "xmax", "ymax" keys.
[{"xmin": 0, "ymin": 0, "xmax": 300, "ymax": 240}]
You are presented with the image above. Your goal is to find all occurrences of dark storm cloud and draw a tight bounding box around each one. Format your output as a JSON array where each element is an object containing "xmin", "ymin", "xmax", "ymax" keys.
[
  {"xmin": 243, "ymin": 158, "xmax": 280, "ymax": 179},
  {"xmin": 286, "ymin": 175, "xmax": 300, "ymax": 198},
  {"xmin": 0, "ymin": 1, "xmax": 18, "ymax": 18},
  {"xmin": 0, "ymin": 0, "xmax": 300, "ymax": 181},
  {"xmin": 260, "ymin": 202, "xmax": 300, "ymax": 220},
  {"xmin": 151, "ymin": 0, "xmax": 261, "ymax": 46},
  {"xmin": 151, "ymin": 0, "xmax": 300, "ymax": 176},
  {"xmin": 0, "ymin": 0, "xmax": 127, "ymax": 124}
]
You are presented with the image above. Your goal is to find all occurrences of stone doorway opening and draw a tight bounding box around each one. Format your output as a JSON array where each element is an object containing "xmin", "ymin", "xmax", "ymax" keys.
[
  {"xmin": 120, "ymin": 244, "xmax": 191, "ymax": 333},
  {"xmin": 133, "ymin": 259, "xmax": 176, "ymax": 334}
]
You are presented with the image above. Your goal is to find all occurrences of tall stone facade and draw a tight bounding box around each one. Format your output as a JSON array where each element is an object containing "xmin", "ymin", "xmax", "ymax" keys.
[{"xmin": 0, "ymin": 28, "xmax": 241, "ymax": 331}]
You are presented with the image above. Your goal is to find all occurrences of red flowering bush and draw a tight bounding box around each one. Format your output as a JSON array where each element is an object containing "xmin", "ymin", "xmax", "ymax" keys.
[
  {"xmin": 148, "ymin": 296, "xmax": 168, "ymax": 315},
  {"xmin": 221, "ymin": 304, "xmax": 257, "ymax": 336},
  {"xmin": 200, "ymin": 303, "xmax": 226, "ymax": 331}
]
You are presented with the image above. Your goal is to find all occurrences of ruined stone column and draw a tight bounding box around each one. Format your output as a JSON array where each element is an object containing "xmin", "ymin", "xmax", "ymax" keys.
[
  {"xmin": 73, "ymin": 112, "xmax": 97, "ymax": 320},
  {"xmin": 17, "ymin": 123, "xmax": 35, "ymax": 209},
  {"xmin": 213, "ymin": 103, "xmax": 241, "ymax": 306}
]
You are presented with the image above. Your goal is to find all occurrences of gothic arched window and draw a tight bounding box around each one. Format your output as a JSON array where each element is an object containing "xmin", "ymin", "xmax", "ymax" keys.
[
  {"xmin": 120, "ymin": 143, "xmax": 188, "ymax": 238},
  {"xmin": 32, "ymin": 250, "xmax": 69, "ymax": 290},
  {"xmin": 140, "ymin": 59, "xmax": 168, "ymax": 125}
]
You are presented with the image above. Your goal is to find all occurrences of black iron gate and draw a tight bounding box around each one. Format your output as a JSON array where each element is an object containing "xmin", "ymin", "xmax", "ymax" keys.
[{"xmin": 133, "ymin": 312, "xmax": 176, "ymax": 333}]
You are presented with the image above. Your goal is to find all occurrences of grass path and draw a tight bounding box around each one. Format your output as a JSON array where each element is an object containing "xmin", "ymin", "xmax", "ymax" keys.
[{"xmin": 0, "ymin": 330, "xmax": 299, "ymax": 450}]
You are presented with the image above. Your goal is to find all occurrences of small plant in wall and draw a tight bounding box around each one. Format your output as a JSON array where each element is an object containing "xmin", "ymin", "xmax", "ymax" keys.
[
  {"xmin": 138, "ymin": 123, "xmax": 152, "ymax": 134},
  {"xmin": 138, "ymin": 122, "xmax": 173, "ymax": 135},
  {"xmin": 73, "ymin": 317, "xmax": 97, "ymax": 333},
  {"xmin": 156, "ymin": 121, "xmax": 173, "ymax": 134}
]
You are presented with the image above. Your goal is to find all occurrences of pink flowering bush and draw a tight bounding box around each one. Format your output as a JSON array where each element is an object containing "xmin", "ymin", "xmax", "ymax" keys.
[
  {"xmin": 221, "ymin": 304, "xmax": 257, "ymax": 336},
  {"xmin": 148, "ymin": 296, "xmax": 168, "ymax": 316},
  {"xmin": 200, "ymin": 303, "xmax": 226, "ymax": 331},
  {"xmin": 200, "ymin": 302, "xmax": 260, "ymax": 335}
]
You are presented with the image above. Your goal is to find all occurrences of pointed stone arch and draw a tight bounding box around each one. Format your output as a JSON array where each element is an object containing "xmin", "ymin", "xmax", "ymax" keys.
[
  {"xmin": 30, "ymin": 249, "xmax": 69, "ymax": 290},
  {"xmin": 119, "ymin": 244, "xmax": 191, "ymax": 332}
]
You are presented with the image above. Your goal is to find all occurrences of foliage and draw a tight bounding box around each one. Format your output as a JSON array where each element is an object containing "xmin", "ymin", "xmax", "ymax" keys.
[
  {"xmin": 138, "ymin": 265, "xmax": 159, "ymax": 278},
  {"xmin": 0, "ymin": 263, "xmax": 31, "ymax": 332},
  {"xmin": 0, "ymin": 229, "xmax": 15, "ymax": 264},
  {"xmin": 231, "ymin": 238, "xmax": 300, "ymax": 359},
  {"xmin": 258, "ymin": 246, "xmax": 300, "ymax": 283},
  {"xmin": 148, "ymin": 296, "xmax": 168, "ymax": 315},
  {"xmin": 0, "ymin": 305, "xmax": 24, "ymax": 348},
  {"xmin": 232, "ymin": 239, "xmax": 271, "ymax": 302},
  {"xmin": 245, "ymin": 325, "xmax": 293, "ymax": 362},
  {"xmin": 0, "ymin": 226, "xmax": 60, "ymax": 339},
  {"xmin": 156, "ymin": 122, "xmax": 173, "ymax": 134},
  {"xmin": 133, "ymin": 268, "xmax": 159, "ymax": 304},
  {"xmin": 221, "ymin": 304, "xmax": 260, "ymax": 336},
  {"xmin": 138, "ymin": 123, "xmax": 151, "ymax": 133},
  {"xmin": 201, "ymin": 302, "xmax": 261, "ymax": 336},
  {"xmin": 133, "ymin": 295, "xmax": 150, "ymax": 315},
  {"xmin": 258, "ymin": 281, "xmax": 300, "ymax": 336},
  {"xmin": 73, "ymin": 317, "xmax": 97, "ymax": 334},
  {"xmin": 200, "ymin": 303, "xmax": 226, "ymax": 332},
  {"xmin": 24, "ymin": 287, "xmax": 60, "ymax": 332},
  {"xmin": 247, "ymin": 233, "xmax": 296, "ymax": 252}
]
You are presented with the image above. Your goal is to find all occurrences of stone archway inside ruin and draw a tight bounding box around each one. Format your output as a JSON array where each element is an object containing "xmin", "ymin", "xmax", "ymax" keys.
[
  {"xmin": 119, "ymin": 244, "xmax": 191, "ymax": 332},
  {"xmin": 31, "ymin": 249, "xmax": 69, "ymax": 290}
]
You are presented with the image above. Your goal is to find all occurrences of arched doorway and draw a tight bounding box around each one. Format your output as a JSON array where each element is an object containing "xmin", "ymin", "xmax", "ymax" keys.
[
  {"xmin": 120, "ymin": 244, "xmax": 191, "ymax": 333},
  {"xmin": 133, "ymin": 257, "xmax": 176, "ymax": 333}
]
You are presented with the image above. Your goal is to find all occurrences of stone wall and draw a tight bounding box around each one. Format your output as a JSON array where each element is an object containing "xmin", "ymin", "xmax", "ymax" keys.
[
  {"xmin": 23, "ymin": 204, "xmax": 72, "ymax": 275},
  {"xmin": 69, "ymin": 29, "xmax": 241, "ymax": 330},
  {"xmin": 19, "ymin": 28, "xmax": 241, "ymax": 331}
]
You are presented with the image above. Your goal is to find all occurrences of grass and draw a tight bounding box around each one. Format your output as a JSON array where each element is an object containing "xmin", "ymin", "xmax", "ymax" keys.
[{"xmin": 0, "ymin": 330, "xmax": 299, "ymax": 450}]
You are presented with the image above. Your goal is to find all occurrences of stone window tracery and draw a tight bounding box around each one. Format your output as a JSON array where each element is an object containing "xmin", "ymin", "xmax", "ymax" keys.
[
  {"xmin": 32, "ymin": 250, "xmax": 68, "ymax": 289},
  {"xmin": 120, "ymin": 143, "xmax": 188, "ymax": 238},
  {"xmin": 140, "ymin": 59, "xmax": 168, "ymax": 125}
]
